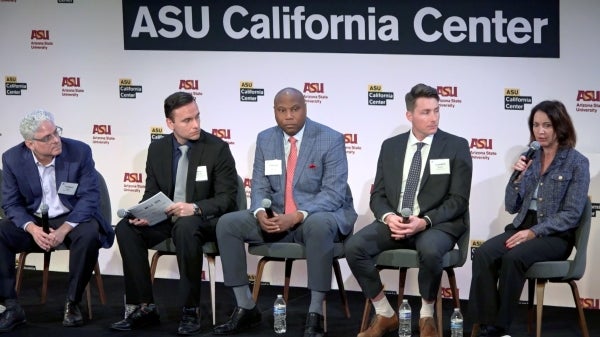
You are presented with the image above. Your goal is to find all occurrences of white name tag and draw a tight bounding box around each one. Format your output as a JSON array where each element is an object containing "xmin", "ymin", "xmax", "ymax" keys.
[
  {"xmin": 58, "ymin": 182, "xmax": 78, "ymax": 195},
  {"xmin": 265, "ymin": 159, "xmax": 282, "ymax": 176},
  {"xmin": 195, "ymin": 166, "xmax": 208, "ymax": 181},
  {"xmin": 429, "ymin": 159, "xmax": 450, "ymax": 175}
]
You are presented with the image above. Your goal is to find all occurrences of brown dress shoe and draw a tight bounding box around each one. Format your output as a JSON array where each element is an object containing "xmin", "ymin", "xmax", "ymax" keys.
[
  {"xmin": 357, "ymin": 314, "xmax": 399, "ymax": 337},
  {"xmin": 419, "ymin": 317, "xmax": 438, "ymax": 337}
]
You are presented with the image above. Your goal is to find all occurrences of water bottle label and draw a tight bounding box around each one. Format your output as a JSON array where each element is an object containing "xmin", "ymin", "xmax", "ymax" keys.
[
  {"xmin": 274, "ymin": 308, "xmax": 285, "ymax": 314},
  {"xmin": 451, "ymin": 319, "xmax": 463, "ymax": 328},
  {"xmin": 399, "ymin": 311, "xmax": 411, "ymax": 319}
]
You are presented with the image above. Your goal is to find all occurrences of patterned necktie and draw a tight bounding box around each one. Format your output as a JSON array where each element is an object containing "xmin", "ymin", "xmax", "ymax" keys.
[
  {"xmin": 400, "ymin": 142, "xmax": 424, "ymax": 212},
  {"xmin": 285, "ymin": 136, "xmax": 298, "ymax": 214},
  {"xmin": 173, "ymin": 145, "xmax": 189, "ymax": 202}
]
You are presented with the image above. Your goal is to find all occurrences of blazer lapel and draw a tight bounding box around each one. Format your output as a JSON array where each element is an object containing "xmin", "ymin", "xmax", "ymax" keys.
[{"xmin": 393, "ymin": 134, "xmax": 409, "ymax": 205}]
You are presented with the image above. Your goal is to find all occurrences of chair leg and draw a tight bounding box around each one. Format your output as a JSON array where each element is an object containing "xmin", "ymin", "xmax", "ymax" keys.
[
  {"xmin": 471, "ymin": 323, "xmax": 480, "ymax": 337},
  {"xmin": 41, "ymin": 252, "xmax": 51, "ymax": 304},
  {"xmin": 436, "ymin": 286, "xmax": 443, "ymax": 335},
  {"xmin": 252, "ymin": 257, "xmax": 269, "ymax": 302},
  {"xmin": 446, "ymin": 268, "xmax": 460, "ymax": 309},
  {"xmin": 15, "ymin": 252, "xmax": 28, "ymax": 295},
  {"xmin": 398, "ymin": 267, "xmax": 408, "ymax": 309},
  {"xmin": 360, "ymin": 298, "xmax": 372, "ymax": 332},
  {"xmin": 332, "ymin": 259, "xmax": 351, "ymax": 318},
  {"xmin": 283, "ymin": 259, "xmax": 294, "ymax": 303},
  {"xmin": 149, "ymin": 251, "xmax": 163, "ymax": 283},
  {"xmin": 535, "ymin": 279, "xmax": 547, "ymax": 337},
  {"xmin": 568, "ymin": 280, "xmax": 590, "ymax": 337},
  {"xmin": 206, "ymin": 254, "xmax": 217, "ymax": 325},
  {"xmin": 94, "ymin": 263, "xmax": 106, "ymax": 304}
]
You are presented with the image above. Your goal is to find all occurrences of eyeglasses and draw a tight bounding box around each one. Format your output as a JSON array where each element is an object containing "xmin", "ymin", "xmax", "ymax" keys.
[{"xmin": 31, "ymin": 126, "xmax": 62, "ymax": 143}]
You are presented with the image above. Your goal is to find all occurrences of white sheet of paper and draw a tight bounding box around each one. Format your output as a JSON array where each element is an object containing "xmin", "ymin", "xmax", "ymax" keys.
[{"xmin": 127, "ymin": 191, "xmax": 174, "ymax": 226}]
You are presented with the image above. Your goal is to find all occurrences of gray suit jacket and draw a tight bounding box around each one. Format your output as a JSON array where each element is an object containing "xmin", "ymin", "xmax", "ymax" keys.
[
  {"xmin": 370, "ymin": 129, "xmax": 472, "ymax": 237},
  {"xmin": 250, "ymin": 118, "xmax": 357, "ymax": 235}
]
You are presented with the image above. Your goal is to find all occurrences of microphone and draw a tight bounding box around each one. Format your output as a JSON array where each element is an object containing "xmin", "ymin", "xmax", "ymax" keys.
[
  {"xmin": 40, "ymin": 203, "xmax": 49, "ymax": 234},
  {"xmin": 510, "ymin": 141, "xmax": 541, "ymax": 182},
  {"xmin": 400, "ymin": 208, "xmax": 411, "ymax": 224},
  {"xmin": 117, "ymin": 208, "xmax": 136, "ymax": 220},
  {"xmin": 261, "ymin": 199, "xmax": 274, "ymax": 218}
]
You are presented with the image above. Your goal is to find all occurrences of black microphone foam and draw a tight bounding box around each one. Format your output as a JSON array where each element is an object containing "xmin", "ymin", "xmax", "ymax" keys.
[
  {"xmin": 510, "ymin": 141, "xmax": 541, "ymax": 182},
  {"xmin": 40, "ymin": 203, "xmax": 49, "ymax": 234},
  {"xmin": 400, "ymin": 207, "xmax": 411, "ymax": 224},
  {"xmin": 261, "ymin": 198, "xmax": 274, "ymax": 218},
  {"xmin": 117, "ymin": 208, "xmax": 135, "ymax": 220}
]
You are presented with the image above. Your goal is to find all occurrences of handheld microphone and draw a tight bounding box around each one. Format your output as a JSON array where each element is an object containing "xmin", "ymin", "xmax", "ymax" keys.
[
  {"xmin": 510, "ymin": 141, "xmax": 541, "ymax": 182},
  {"xmin": 400, "ymin": 208, "xmax": 411, "ymax": 224},
  {"xmin": 117, "ymin": 208, "xmax": 136, "ymax": 220},
  {"xmin": 40, "ymin": 203, "xmax": 49, "ymax": 234},
  {"xmin": 261, "ymin": 199, "xmax": 274, "ymax": 218}
]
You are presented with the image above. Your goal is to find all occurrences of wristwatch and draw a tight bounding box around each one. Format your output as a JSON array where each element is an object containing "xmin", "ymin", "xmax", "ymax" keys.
[
  {"xmin": 423, "ymin": 215, "xmax": 432, "ymax": 229},
  {"xmin": 192, "ymin": 203, "xmax": 201, "ymax": 216}
]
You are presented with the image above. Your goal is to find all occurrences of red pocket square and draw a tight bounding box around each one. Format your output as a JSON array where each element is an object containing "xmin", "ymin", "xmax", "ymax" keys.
[{"xmin": 309, "ymin": 163, "xmax": 317, "ymax": 169}]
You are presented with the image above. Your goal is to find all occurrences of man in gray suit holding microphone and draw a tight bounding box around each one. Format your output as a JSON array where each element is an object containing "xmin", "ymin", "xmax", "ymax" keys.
[
  {"xmin": 345, "ymin": 83, "xmax": 472, "ymax": 337},
  {"xmin": 214, "ymin": 87, "xmax": 357, "ymax": 337}
]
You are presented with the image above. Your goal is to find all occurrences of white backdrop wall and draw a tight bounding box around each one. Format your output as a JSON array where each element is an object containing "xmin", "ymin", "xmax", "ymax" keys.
[{"xmin": 1, "ymin": 1, "xmax": 599, "ymax": 310}]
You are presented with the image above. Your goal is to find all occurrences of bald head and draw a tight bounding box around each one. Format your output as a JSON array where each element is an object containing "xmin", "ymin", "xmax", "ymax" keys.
[{"xmin": 273, "ymin": 87, "xmax": 307, "ymax": 136}]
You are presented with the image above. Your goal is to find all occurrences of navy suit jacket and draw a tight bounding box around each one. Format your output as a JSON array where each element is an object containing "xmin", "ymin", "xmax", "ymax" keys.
[
  {"xmin": 1, "ymin": 137, "xmax": 114, "ymax": 248},
  {"xmin": 142, "ymin": 131, "xmax": 238, "ymax": 222},
  {"xmin": 250, "ymin": 118, "xmax": 357, "ymax": 235},
  {"xmin": 370, "ymin": 129, "xmax": 472, "ymax": 237}
]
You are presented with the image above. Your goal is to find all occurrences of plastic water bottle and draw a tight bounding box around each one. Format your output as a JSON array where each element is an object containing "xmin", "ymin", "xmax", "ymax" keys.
[
  {"xmin": 273, "ymin": 294, "xmax": 286, "ymax": 334},
  {"xmin": 450, "ymin": 307, "xmax": 463, "ymax": 337},
  {"xmin": 398, "ymin": 299, "xmax": 411, "ymax": 337}
]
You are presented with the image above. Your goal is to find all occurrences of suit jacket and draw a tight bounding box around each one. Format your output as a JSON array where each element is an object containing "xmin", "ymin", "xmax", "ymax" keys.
[
  {"xmin": 370, "ymin": 129, "xmax": 472, "ymax": 237},
  {"xmin": 250, "ymin": 118, "xmax": 357, "ymax": 235},
  {"xmin": 143, "ymin": 130, "xmax": 238, "ymax": 222},
  {"xmin": 506, "ymin": 147, "xmax": 589, "ymax": 236},
  {"xmin": 1, "ymin": 137, "xmax": 114, "ymax": 248}
]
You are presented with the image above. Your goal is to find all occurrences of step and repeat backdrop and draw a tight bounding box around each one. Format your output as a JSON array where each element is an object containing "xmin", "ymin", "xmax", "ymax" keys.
[{"xmin": 1, "ymin": 0, "xmax": 599, "ymax": 309}]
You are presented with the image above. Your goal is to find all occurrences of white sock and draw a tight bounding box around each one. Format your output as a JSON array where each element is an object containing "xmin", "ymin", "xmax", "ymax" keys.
[
  {"xmin": 372, "ymin": 296, "xmax": 395, "ymax": 318},
  {"xmin": 420, "ymin": 299, "xmax": 434, "ymax": 318}
]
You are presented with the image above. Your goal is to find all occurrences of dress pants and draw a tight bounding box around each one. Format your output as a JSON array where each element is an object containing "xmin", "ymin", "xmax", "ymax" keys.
[
  {"xmin": 345, "ymin": 220, "xmax": 456, "ymax": 301},
  {"xmin": 469, "ymin": 223, "xmax": 573, "ymax": 330},
  {"xmin": 115, "ymin": 215, "xmax": 215, "ymax": 307},
  {"xmin": 216, "ymin": 210, "xmax": 340, "ymax": 292},
  {"xmin": 0, "ymin": 215, "xmax": 101, "ymax": 303}
]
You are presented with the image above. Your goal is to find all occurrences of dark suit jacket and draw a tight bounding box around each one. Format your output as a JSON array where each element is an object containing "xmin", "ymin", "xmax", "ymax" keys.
[
  {"xmin": 1, "ymin": 137, "xmax": 114, "ymax": 248},
  {"xmin": 370, "ymin": 129, "xmax": 472, "ymax": 237},
  {"xmin": 142, "ymin": 130, "xmax": 238, "ymax": 222}
]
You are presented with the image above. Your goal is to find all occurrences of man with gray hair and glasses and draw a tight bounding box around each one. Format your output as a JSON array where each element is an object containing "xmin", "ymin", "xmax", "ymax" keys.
[{"xmin": 0, "ymin": 110, "xmax": 114, "ymax": 332}]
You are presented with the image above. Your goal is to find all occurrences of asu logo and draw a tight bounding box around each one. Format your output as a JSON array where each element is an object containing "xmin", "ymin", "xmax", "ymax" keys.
[
  {"xmin": 123, "ymin": 173, "xmax": 143, "ymax": 183},
  {"xmin": 5, "ymin": 76, "xmax": 17, "ymax": 82},
  {"xmin": 437, "ymin": 86, "xmax": 458, "ymax": 97},
  {"xmin": 31, "ymin": 30, "xmax": 50, "ymax": 40},
  {"xmin": 368, "ymin": 85, "xmax": 382, "ymax": 92},
  {"xmin": 581, "ymin": 298, "xmax": 600, "ymax": 310},
  {"xmin": 576, "ymin": 90, "xmax": 600, "ymax": 101},
  {"xmin": 470, "ymin": 138, "xmax": 493, "ymax": 149},
  {"xmin": 212, "ymin": 129, "xmax": 231, "ymax": 139},
  {"xmin": 62, "ymin": 77, "xmax": 80, "ymax": 87},
  {"xmin": 92, "ymin": 125, "xmax": 112, "ymax": 135},
  {"xmin": 240, "ymin": 81, "xmax": 253, "ymax": 88},
  {"xmin": 441, "ymin": 287, "xmax": 458, "ymax": 299},
  {"xmin": 179, "ymin": 80, "xmax": 198, "ymax": 90},
  {"xmin": 150, "ymin": 127, "xmax": 163, "ymax": 134},
  {"xmin": 303, "ymin": 82, "xmax": 324, "ymax": 93},
  {"xmin": 504, "ymin": 88, "xmax": 520, "ymax": 96},
  {"xmin": 344, "ymin": 133, "xmax": 358, "ymax": 144}
]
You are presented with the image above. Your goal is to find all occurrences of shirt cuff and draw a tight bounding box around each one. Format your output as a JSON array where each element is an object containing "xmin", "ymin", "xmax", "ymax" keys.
[{"xmin": 381, "ymin": 212, "xmax": 395, "ymax": 224}]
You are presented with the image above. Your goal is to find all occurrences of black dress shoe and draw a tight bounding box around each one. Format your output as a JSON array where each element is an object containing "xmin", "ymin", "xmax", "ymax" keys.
[
  {"xmin": 0, "ymin": 304, "xmax": 26, "ymax": 332},
  {"xmin": 177, "ymin": 307, "xmax": 201, "ymax": 335},
  {"xmin": 303, "ymin": 312, "xmax": 325, "ymax": 337},
  {"xmin": 213, "ymin": 306, "xmax": 262, "ymax": 335},
  {"xmin": 110, "ymin": 303, "xmax": 160, "ymax": 331},
  {"xmin": 478, "ymin": 324, "xmax": 507, "ymax": 337},
  {"xmin": 63, "ymin": 300, "xmax": 83, "ymax": 327}
]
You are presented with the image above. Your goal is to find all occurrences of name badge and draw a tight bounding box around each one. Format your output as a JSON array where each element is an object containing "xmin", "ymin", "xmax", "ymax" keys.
[
  {"xmin": 265, "ymin": 159, "xmax": 282, "ymax": 176},
  {"xmin": 58, "ymin": 182, "xmax": 78, "ymax": 195},
  {"xmin": 429, "ymin": 159, "xmax": 450, "ymax": 175},
  {"xmin": 195, "ymin": 166, "xmax": 208, "ymax": 181}
]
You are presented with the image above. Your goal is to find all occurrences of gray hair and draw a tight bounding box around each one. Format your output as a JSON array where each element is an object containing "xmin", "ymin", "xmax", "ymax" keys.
[{"xmin": 19, "ymin": 109, "xmax": 55, "ymax": 140}]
